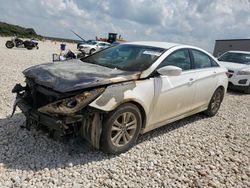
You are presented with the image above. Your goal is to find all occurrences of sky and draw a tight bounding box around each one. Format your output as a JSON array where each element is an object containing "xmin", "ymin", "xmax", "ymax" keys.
[{"xmin": 0, "ymin": 0, "xmax": 250, "ymax": 52}]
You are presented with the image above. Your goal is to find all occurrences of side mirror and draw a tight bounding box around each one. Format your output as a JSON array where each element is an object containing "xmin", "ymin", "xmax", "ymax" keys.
[{"xmin": 157, "ymin": 66, "xmax": 182, "ymax": 76}]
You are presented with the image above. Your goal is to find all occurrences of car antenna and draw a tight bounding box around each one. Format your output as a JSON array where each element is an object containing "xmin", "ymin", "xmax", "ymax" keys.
[{"xmin": 70, "ymin": 29, "xmax": 85, "ymax": 42}]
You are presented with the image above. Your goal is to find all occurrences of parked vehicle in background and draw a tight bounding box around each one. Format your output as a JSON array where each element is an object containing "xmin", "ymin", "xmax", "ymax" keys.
[
  {"xmin": 77, "ymin": 39, "xmax": 95, "ymax": 50},
  {"xmin": 217, "ymin": 51, "xmax": 250, "ymax": 94},
  {"xmin": 78, "ymin": 41, "xmax": 111, "ymax": 54},
  {"xmin": 5, "ymin": 36, "xmax": 39, "ymax": 50},
  {"xmin": 12, "ymin": 41, "xmax": 228, "ymax": 154}
]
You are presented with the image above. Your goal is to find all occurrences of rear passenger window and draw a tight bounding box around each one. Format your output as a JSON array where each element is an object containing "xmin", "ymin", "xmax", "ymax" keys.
[
  {"xmin": 192, "ymin": 50, "xmax": 212, "ymax": 69},
  {"xmin": 159, "ymin": 49, "xmax": 191, "ymax": 71}
]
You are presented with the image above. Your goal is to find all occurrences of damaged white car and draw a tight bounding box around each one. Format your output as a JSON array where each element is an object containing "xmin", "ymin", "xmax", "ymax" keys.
[{"xmin": 12, "ymin": 41, "xmax": 228, "ymax": 154}]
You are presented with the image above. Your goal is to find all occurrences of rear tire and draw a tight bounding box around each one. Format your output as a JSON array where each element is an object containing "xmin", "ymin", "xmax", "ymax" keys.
[
  {"xmin": 204, "ymin": 88, "xmax": 224, "ymax": 117},
  {"xmin": 100, "ymin": 103, "xmax": 142, "ymax": 154},
  {"xmin": 5, "ymin": 41, "xmax": 14, "ymax": 49}
]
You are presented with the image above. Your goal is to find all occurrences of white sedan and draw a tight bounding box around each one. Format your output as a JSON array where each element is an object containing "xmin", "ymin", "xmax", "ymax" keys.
[
  {"xmin": 78, "ymin": 40, "xmax": 111, "ymax": 54},
  {"xmin": 218, "ymin": 51, "xmax": 250, "ymax": 94},
  {"xmin": 13, "ymin": 41, "xmax": 228, "ymax": 154}
]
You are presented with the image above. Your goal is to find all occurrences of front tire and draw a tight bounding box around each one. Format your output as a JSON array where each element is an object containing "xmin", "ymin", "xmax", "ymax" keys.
[
  {"xmin": 5, "ymin": 41, "xmax": 14, "ymax": 49},
  {"xmin": 100, "ymin": 103, "xmax": 142, "ymax": 154},
  {"xmin": 204, "ymin": 88, "xmax": 224, "ymax": 117}
]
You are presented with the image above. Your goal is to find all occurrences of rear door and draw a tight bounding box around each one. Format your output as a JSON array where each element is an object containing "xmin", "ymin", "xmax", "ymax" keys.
[
  {"xmin": 190, "ymin": 49, "xmax": 219, "ymax": 109},
  {"xmin": 149, "ymin": 49, "xmax": 197, "ymax": 125}
]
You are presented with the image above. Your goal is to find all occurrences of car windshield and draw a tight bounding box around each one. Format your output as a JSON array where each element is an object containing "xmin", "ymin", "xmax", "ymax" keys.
[
  {"xmin": 81, "ymin": 44, "xmax": 165, "ymax": 71},
  {"xmin": 218, "ymin": 52, "xmax": 250, "ymax": 64}
]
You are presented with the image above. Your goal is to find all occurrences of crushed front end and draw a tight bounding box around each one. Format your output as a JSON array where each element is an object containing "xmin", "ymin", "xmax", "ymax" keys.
[{"xmin": 12, "ymin": 78, "xmax": 105, "ymax": 149}]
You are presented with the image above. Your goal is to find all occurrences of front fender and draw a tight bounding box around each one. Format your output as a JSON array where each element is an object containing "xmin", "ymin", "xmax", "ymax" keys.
[{"xmin": 89, "ymin": 79, "xmax": 155, "ymax": 118}]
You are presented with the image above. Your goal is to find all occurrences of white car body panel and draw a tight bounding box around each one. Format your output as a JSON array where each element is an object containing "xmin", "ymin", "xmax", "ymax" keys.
[
  {"xmin": 192, "ymin": 68, "xmax": 218, "ymax": 108},
  {"xmin": 90, "ymin": 79, "xmax": 155, "ymax": 126},
  {"xmin": 89, "ymin": 42, "xmax": 228, "ymax": 133},
  {"xmin": 149, "ymin": 71, "xmax": 197, "ymax": 126},
  {"xmin": 79, "ymin": 44, "xmax": 95, "ymax": 54}
]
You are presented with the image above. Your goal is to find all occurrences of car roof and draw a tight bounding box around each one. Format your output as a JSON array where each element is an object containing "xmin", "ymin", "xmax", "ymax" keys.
[
  {"xmin": 227, "ymin": 50, "xmax": 250, "ymax": 55},
  {"xmin": 124, "ymin": 41, "xmax": 182, "ymax": 49}
]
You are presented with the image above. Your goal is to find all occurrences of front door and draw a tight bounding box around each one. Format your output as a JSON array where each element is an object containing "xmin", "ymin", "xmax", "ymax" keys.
[{"xmin": 149, "ymin": 49, "xmax": 197, "ymax": 125}]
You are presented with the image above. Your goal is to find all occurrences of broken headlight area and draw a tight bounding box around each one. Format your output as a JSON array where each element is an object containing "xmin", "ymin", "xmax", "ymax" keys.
[{"xmin": 38, "ymin": 88, "xmax": 105, "ymax": 115}]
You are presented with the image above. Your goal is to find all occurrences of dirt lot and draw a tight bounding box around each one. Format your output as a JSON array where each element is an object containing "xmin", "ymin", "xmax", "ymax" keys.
[{"xmin": 0, "ymin": 37, "xmax": 249, "ymax": 187}]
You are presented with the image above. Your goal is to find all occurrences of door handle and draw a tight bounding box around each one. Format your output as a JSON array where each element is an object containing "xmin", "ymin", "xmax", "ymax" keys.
[
  {"xmin": 212, "ymin": 71, "xmax": 217, "ymax": 77},
  {"xmin": 188, "ymin": 78, "xmax": 195, "ymax": 85}
]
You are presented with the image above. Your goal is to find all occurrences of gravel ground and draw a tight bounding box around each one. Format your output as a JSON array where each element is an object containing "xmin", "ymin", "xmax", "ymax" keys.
[{"xmin": 0, "ymin": 37, "xmax": 250, "ymax": 187}]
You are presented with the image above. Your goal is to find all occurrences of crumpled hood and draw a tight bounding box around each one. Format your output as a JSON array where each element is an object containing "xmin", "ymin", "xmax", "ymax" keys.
[
  {"xmin": 23, "ymin": 59, "xmax": 140, "ymax": 92},
  {"xmin": 218, "ymin": 61, "xmax": 250, "ymax": 71}
]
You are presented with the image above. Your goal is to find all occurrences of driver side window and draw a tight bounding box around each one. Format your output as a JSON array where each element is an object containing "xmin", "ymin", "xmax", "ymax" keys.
[{"xmin": 159, "ymin": 49, "xmax": 191, "ymax": 71}]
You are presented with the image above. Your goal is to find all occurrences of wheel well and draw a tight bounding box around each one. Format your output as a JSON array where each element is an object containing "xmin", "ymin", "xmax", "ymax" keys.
[
  {"xmin": 216, "ymin": 86, "xmax": 225, "ymax": 99},
  {"xmin": 128, "ymin": 101, "xmax": 146, "ymax": 128},
  {"xmin": 217, "ymin": 85, "xmax": 225, "ymax": 93}
]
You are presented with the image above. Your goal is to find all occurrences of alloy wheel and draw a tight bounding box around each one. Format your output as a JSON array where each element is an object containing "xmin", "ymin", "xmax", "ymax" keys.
[
  {"xmin": 210, "ymin": 91, "xmax": 222, "ymax": 114},
  {"xmin": 110, "ymin": 112, "xmax": 137, "ymax": 147}
]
